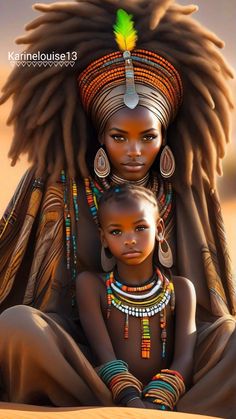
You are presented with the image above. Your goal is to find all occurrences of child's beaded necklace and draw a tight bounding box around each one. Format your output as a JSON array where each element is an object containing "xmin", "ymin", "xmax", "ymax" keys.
[{"xmin": 106, "ymin": 267, "xmax": 175, "ymax": 359}]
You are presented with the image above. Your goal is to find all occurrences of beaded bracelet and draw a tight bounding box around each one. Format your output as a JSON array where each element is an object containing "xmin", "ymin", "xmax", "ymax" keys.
[
  {"xmin": 143, "ymin": 369, "xmax": 185, "ymax": 410},
  {"xmin": 97, "ymin": 360, "xmax": 143, "ymax": 406}
]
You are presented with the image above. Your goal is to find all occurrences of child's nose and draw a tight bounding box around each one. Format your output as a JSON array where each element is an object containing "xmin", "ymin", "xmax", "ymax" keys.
[{"xmin": 124, "ymin": 236, "xmax": 136, "ymax": 246}]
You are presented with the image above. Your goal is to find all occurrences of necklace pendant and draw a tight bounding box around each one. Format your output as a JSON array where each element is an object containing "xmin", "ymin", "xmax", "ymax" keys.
[
  {"xmin": 141, "ymin": 317, "xmax": 151, "ymax": 359},
  {"xmin": 124, "ymin": 313, "xmax": 129, "ymax": 339}
]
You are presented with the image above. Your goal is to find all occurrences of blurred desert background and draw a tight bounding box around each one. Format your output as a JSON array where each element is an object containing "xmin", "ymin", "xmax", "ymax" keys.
[{"xmin": 0, "ymin": 0, "xmax": 236, "ymax": 274}]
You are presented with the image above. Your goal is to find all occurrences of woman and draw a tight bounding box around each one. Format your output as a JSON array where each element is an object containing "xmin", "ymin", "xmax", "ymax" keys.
[{"xmin": 0, "ymin": 0, "xmax": 235, "ymax": 417}]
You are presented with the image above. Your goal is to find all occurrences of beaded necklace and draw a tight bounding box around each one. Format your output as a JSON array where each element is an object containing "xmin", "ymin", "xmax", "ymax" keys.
[
  {"xmin": 84, "ymin": 173, "xmax": 173, "ymax": 225},
  {"xmin": 84, "ymin": 177, "xmax": 103, "ymax": 225},
  {"xmin": 110, "ymin": 172, "xmax": 150, "ymax": 187},
  {"xmin": 106, "ymin": 267, "xmax": 175, "ymax": 359},
  {"xmin": 61, "ymin": 171, "xmax": 79, "ymax": 306}
]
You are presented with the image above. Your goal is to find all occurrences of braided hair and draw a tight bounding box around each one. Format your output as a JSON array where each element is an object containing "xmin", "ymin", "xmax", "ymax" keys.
[{"xmin": 97, "ymin": 183, "xmax": 159, "ymax": 225}]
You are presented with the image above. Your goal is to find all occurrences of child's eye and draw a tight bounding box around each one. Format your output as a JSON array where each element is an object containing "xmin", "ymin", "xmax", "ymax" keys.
[
  {"xmin": 110, "ymin": 229, "xmax": 121, "ymax": 236},
  {"xmin": 135, "ymin": 225, "xmax": 148, "ymax": 231},
  {"xmin": 111, "ymin": 135, "xmax": 126, "ymax": 142},
  {"xmin": 142, "ymin": 135, "xmax": 156, "ymax": 142}
]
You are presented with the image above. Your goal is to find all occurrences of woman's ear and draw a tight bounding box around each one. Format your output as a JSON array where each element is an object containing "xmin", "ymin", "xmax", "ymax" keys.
[
  {"xmin": 98, "ymin": 131, "xmax": 105, "ymax": 145},
  {"xmin": 161, "ymin": 126, "xmax": 166, "ymax": 146},
  {"xmin": 156, "ymin": 217, "xmax": 164, "ymax": 241}
]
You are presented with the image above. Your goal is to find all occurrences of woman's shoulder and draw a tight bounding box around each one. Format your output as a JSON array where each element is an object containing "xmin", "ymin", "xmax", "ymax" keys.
[{"xmin": 172, "ymin": 275, "xmax": 196, "ymax": 299}]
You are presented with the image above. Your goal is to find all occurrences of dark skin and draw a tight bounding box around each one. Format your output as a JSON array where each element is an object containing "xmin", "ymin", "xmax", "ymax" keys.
[
  {"xmin": 76, "ymin": 198, "xmax": 197, "ymax": 409},
  {"xmin": 75, "ymin": 105, "xmax": 211, "ymax": 313},
  {"xmin": 76, "ymin": 106, "xmax": 163, "ymax": 271},
  {"xmin": 101, "ymin": 106, "xmax": 163, "ymax": 181}
]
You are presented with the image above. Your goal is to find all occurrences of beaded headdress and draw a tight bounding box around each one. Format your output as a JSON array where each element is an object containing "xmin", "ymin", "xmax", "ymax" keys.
[{"xmin": 78, "ymin": 9, "xmax": 183, "ymax": 134}]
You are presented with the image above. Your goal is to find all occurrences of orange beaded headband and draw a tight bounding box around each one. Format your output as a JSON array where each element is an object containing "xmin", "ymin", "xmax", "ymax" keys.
[{"xmin": 78, "ymin": 10, "xmax": 183, "ymax": 133}]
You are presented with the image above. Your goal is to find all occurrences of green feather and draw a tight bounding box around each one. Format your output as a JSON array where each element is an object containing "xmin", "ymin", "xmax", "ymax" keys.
[{"xmin": 113, "ymin": 9, "xmax": 137, "ymax": 52}]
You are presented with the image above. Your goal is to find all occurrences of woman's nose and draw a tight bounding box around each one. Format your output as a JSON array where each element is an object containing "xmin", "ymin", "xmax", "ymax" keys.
[{"xmin": 127, "ymin": 143, "xmax": 141, "ymax": 157}]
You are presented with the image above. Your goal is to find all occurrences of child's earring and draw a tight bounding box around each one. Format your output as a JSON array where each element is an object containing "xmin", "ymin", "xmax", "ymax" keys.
[
  {"xmin": 101, "ymin": 245, "xmax": 116, "ymax": 272},
  {"xmin": 156, "ymin": 231, "xmax": 173, "ymax": 268}
]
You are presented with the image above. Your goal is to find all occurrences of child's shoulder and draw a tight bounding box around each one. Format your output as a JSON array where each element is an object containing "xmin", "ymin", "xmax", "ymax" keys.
[{"xmin": 76, "ymin": 271, "xmax": 106, "ymax": 293}]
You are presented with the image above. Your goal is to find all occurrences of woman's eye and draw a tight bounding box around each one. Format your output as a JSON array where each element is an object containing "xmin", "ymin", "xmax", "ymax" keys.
[
  {"xmin": 136, "ymin": 225, "xmax": 148, "ymax": 231},
  {"xmin": 111, "ymin": 135, "xmax": 126, "ymax": 142},
  {"xmin": 142, "ymin": 135, "xmax": 156, "ymax": 142},
  {"xmin": 110, "ymin": 229, "xmax": 121, "ymax": 236}
]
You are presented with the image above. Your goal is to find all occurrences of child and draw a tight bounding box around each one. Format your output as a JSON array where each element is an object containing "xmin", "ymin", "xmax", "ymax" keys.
[{"xmin": 76, "ymin": 184, "xmax": 196, "ymax": 411}]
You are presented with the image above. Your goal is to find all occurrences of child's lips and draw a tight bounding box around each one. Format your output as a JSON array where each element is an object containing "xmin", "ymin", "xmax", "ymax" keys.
[{"xmin": 122, "ymin": 250, "xmax": 141, "ymax": 258}]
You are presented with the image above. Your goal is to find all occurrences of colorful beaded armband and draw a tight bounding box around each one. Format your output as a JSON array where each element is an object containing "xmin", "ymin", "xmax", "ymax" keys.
[
  {"xmin": 143, "ymin": 369, "xmax": 185, "ymax": 411},
  {"xmin": 97, "ymin": 359, "xmax": 143, "ymax": 405}
]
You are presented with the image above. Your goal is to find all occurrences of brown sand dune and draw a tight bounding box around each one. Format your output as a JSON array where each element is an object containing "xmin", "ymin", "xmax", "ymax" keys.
[{"xmin": 0, "ymin": 404, "xmax": 219, "ymax": 419}]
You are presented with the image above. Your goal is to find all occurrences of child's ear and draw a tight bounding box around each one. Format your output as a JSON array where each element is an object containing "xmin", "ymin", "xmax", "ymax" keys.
[
  {"xmin": 99, "ymin": 227, "xmax": 108, "ymax": 247},
  {"xmin": 156, "ymin": 217, "xmax": 164, "ymax": 240}
]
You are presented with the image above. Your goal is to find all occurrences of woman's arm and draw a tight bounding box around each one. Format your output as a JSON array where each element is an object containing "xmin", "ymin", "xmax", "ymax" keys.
[{"xmin": 169, "ymin": 275, "xmax": 197, "ymax": 388}]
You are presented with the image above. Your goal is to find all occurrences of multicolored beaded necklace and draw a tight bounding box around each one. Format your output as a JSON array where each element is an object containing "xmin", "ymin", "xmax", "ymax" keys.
[
  {"xmin": 106, "ymin": 267, "xmax": 175, "ymax": 359},
  {"xmin": 85, "ymin": 173, "xmax": 173, "ymax": 225},
  {"xmin": 60, "ymin": 171, "xmax": 173, "ymax": 306}
]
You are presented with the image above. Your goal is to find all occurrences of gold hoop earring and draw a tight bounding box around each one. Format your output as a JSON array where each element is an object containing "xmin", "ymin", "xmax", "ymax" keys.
[
  {"xmin": 160, "ymin": 146, "xmax": 175, "ymax": 178},
  {"xmin": 94, "ymin": 147, "xmax": 110, "ymax": 178},
  {"xmin": 101, "ymin": 246, "xmax": 116, "ymax": 272},
  {"xmin": 156, "ymin": 232, "xmax": 173, "ymax": 268}
]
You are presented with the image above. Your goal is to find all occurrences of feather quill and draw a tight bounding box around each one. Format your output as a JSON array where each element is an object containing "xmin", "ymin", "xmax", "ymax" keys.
[{"xmin": 113, "ymin": 9, "xmax": 137, "ymax": 52}]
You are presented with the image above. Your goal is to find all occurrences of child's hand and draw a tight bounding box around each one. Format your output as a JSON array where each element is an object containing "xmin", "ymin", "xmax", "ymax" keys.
[{"xmin": 126, "ymin": 398, "xmax": 146, "ymax": 408}]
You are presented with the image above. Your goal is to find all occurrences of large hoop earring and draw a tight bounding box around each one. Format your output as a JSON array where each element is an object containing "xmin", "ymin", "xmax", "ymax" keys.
[
  {"xmin": 160, "ymin": 145, "xmax": 175, "ymax": 178},
  {"xmin": 101, "ymin": 246, "xmax": 116, "ymax": 272},
  {"xmin": 94, "ymin": 147, "xmax": 110, "ymax": 178},
  {"xmin": 156, "ymin": 232, "xmax": 173, "ymax": 268}
]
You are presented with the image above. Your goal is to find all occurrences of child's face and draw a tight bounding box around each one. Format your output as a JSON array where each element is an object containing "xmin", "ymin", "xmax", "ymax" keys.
[{"xmin": 100, "ymin": 198, "xmax": 160, "ymax": 266}]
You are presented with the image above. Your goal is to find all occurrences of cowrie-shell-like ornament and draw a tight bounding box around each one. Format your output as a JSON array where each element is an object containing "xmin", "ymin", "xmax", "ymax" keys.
[{"xmin": 160, "ymin": 145, "xmax": 175, "ymax": 178}]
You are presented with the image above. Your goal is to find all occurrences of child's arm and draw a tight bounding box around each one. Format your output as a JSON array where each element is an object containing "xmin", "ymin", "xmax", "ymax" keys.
[
  {"xmin": 76, "ymin": 271, "xmax": 145, "ymax": 408},
  {"xmin": 76, "ymin": 271, "xmax": 116, "ymax": 364},
  {"xmin": 142, "ymin": 276, "xmax": 196, "ymax": 411},
  {"xmin": 169, "ymin": 275, "xmax": 197, "ymax": 388}
]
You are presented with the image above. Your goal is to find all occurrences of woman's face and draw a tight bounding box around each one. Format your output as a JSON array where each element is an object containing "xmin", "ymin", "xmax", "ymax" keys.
[{"xmin": 102, "ymin": 106, "xmax": 163, "ymax": 181}]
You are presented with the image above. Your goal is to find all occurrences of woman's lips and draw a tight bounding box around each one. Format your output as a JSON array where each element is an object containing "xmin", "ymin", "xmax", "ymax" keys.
[{"xmin": 122, "ymin": 163, "xmax": 144, "ymax": 172}]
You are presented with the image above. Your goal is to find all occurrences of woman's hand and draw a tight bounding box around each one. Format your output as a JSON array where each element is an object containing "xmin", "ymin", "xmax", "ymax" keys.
[
  {"xmin": 126, "ymin": 398, "xmax": 146, "ymax": 408},
  {"xmin": 142, "ymin": 400, "xmax": 169, "ymax": 410},
  {"xmin": 142, "ymin": 400, "xmax": 156, "ymax": 409}
]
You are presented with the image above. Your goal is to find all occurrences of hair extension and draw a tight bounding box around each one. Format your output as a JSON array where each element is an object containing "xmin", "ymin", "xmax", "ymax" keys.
[
  {"xmin": 76, "ymin": 107, "xmax": 89, "ymax": 178},
  {"xmin": 168, "ymin": 4, "xmax": 198, "ymax": 15},
  {"xmin": 0, "ymin": 0, "xmax": 233, "ymax": 185},
  {"xmin": 25, "ymin": 11, "xmax": 71, "ymax": 31},
  {"xmin": 25, "ymin": 74, "xmax": 64, "ymax": 120}
]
